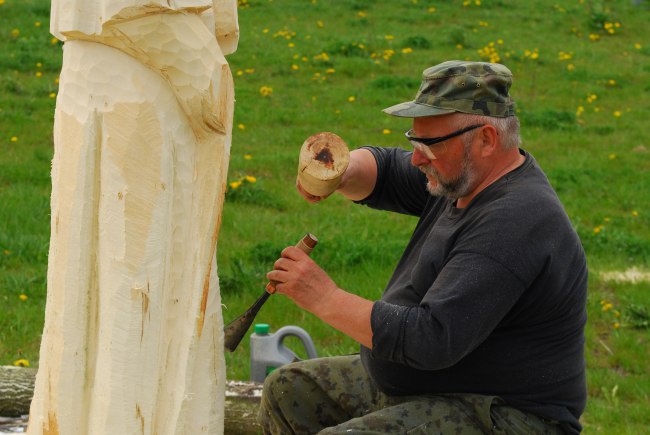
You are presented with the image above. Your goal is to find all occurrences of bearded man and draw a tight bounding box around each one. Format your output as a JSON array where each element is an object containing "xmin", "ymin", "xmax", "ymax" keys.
[{"xmin": 260, "ymin": 60, "xmax": 587, "ymax": 435}]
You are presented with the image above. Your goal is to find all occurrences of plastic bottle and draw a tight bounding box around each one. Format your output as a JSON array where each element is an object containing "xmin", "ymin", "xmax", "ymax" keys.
[{"xmin": 249, "ymin": 324, "xmax": 318, "ymax": 383}]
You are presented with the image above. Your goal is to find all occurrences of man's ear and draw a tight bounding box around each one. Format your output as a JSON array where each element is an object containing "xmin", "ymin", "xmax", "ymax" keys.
[{"xmin": 478, "ymin": 125, "xmax": 499, "ymax": 157}]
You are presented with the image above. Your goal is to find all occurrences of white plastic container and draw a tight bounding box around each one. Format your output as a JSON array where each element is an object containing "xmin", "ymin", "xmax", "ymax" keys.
[{"xmin": 249, "ymin": 324, "xmax": 318, "ymax": 383}]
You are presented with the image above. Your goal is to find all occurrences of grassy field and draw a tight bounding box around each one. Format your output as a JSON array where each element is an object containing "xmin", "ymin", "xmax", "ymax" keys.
[{"xmin": 1, "ymin": 0, "xmax": 649, "ymax": 432}]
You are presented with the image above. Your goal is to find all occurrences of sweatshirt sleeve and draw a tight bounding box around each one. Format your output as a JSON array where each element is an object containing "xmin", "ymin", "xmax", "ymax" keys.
[
  {"xmin": 356, "ymin": 146, "xmax": 429, "ymax": 217},
  {"xmin": 370, "ymin": 252, "xmax": 526, "ymax": 370}
]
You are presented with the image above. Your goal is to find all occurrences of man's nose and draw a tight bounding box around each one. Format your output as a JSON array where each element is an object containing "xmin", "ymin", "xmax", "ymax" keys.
[{"xmin": 411, "ymin": 148, "xmax": 432, "ymax": 166}]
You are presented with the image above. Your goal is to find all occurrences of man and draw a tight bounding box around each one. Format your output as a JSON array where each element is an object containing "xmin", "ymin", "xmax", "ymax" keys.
[{"xmin": 260, "ymin": 61, "xmax": 587, "ymax": 434}]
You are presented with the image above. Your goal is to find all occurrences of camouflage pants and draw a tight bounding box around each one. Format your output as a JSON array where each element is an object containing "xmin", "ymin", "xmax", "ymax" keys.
[{"xmin": 258, "ymin": 355, "xmax": 564, "ymax": 434}]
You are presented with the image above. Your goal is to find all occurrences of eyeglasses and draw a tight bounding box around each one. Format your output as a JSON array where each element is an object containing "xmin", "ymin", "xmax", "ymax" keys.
[{"xmin": 405, "ymin": 124, "xmax": 484, "ymax": 159}]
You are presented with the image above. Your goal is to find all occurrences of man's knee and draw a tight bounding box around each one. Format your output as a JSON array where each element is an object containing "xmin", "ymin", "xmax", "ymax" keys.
[{"xmin": 260, "ymin": 361, "xmax": 299, "ymax": 410}]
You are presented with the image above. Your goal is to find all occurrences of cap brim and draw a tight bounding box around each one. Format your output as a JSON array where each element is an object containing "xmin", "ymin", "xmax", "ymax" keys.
[{"xmin": 382, "ymin": 101, "xmax": 456, "ymax": 118}]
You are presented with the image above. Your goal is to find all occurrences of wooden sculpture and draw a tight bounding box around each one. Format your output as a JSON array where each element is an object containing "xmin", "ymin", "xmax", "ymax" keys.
[{"xmin": 27, "ymin": 1, "xmax": 238, "ymax": 434}]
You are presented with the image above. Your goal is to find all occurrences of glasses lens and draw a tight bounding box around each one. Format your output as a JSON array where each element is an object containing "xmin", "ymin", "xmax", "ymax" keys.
[{"xmin": 410, "ymin": 140, "xmax": 438, "ymax": 160}]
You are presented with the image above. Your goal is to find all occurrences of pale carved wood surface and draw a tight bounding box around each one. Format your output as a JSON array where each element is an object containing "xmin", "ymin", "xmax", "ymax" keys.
[
  {"xmin": 0, "ymin": 367, "xmax": 262, "ymax": 434},
  {"xmin": 27, "ymin": 2, "xmax": 238, "ymax": 434}
]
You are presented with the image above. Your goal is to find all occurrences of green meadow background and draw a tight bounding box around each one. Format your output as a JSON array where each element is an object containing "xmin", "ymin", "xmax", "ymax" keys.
[{"xmin": 1, "ymin": 0, "xmax": 648, "ymax": 432}]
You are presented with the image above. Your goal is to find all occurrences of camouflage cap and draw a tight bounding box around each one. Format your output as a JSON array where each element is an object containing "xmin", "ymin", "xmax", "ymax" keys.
[{"xmin": 383, "ymin": 60, "xmax": 516, "ymax": 118}]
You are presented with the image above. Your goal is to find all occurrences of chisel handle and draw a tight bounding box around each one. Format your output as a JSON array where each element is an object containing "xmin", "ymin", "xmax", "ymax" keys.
[{"xmin": 265, "ymin": 233, "xmax": 318, "ymax": 294}]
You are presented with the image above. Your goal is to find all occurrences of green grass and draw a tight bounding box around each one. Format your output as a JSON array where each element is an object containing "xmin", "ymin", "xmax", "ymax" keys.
[{"xmin": 1, "ymin": 0, "xmax": 649, "ymax": 431}]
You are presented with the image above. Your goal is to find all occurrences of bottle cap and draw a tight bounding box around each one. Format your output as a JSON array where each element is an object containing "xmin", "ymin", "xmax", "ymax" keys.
[{"xmin": 254, "ymin": 324, "xmax": 270, "ymax": 335}]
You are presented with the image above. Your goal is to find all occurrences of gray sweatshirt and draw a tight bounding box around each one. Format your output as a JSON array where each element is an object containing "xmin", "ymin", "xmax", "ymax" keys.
[{"xmin": 357, "ymin": 147, "xmax": 587, "ymax": 434}]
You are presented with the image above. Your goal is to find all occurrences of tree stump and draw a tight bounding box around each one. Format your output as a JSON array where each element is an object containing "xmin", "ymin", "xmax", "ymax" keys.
[
  {"xmin": 1, "ymin": 367, "xmax": 262, "ymax": 434},
  {"xmin": 0, "ymin": 366, "xmax": 37, "ymax": 418}
]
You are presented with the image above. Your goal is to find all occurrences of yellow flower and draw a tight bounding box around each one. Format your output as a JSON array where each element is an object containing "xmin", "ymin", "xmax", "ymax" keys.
[
  {"xmin": 401, "ymin": 47, "xmax": 413, "ymax": 54},
  {"xmin": 245, "ymin": 175, "xmax": 257, "ymax": 183},
  {"xmin": 288, "ymin": 42, "xmax": 295, "ymax": 48},
  {"xmin": 35, "ymin": 71, "xmax": 43, "ymax": 77},
  {"xmin": 244, "ymin": 154, "xmax": 252, "ymax": 160},
  {"xmin": 0, "ymin": 0, "xmax": 5, "ymax": 5},
  {"xmin": 567, "ymin": 64, "xmax": 575, "ymax": 71},
  {"xmin": 589, "ymin": 33, "xmax": 600, "ymax": 41},
  {"xmin": 245, "ymin": 68, "xmax": 255, "ymax": 74},
  {"xmin": 456, "ymin": 44, "xmax": 464, "ymax": 49},
  {"xmin": 35, "ymin": 21, "xmax": 42, "ymax": 27},
  {"xmin": 229, "ymin": 181, "xmax": 242, "ymax": 189},
  {"xmin": 11, "ymin": 28, "xmax": 20, "ymax": 38},
  {"xmin": 236, "ymin": 70, "xmax": 244, "ymax": 76},
  {"xmin": 428, "ymin": 7, "xmax": 436, "ymax": 12},
  {"xmin": 263, "ymin": 28, "xmax": 269, "ymax": 34},
  {"xmin": 317, "ymin": 20, "xmax": 324, "ymax": 28},
  {"xmin": 51, "ymin": 37, "xmax": 59, "ymax": 45},
  {"xmin": 259, "ymin": 86, "xmax": 273, "ymax": 97},
  {"xmin": 613, "ymin": 111, "xmax": 622, "ymax": 117},
  {"xmin": 11, "ymin": 136, "xmax": 18, "ymax": 142},
  {"xmin": 613, "ymin": 322, "xmax": 620, "ymax": 329},
  {"xmin": 608, "ymin": 79, "xmax": 616, "ymax": 86},
  {"xmin": 632, "ymin": 210, "xmax": 639, "ymax": 217},
  {"xmin": 238, "ymin": 123, "xmax": 245, "ymax": 130},
  {"xmin": 608, "ymin": 153, "xmax": 617, "ymax": 160},
  {"xmin": 291, "ymin": 64, "xmax": 299, "ymax": 70},
  {"xmin": 19, "ymin": 294, "xmax": 28, "ymax": 301},
  {"xmin": 14, "ymin": 359, "xmax": 30, "ymax": 367},
  {"xmin": 49, "ymin": 92, "xmax": 56, "ymax": 98},
  {"xmin": 348, "ymin": 96, "xmax": 356, "ymax": 102},
  {"xmin": 634, "ymin": 43, "xmax": 642, "ymax": 49},
  {"xmin": 325, "ymin": 68, "xmax": 335, "ymax": 74},
  {"xmin": 357, "ymin": 11, "xmax": 367, "ymax": 17},
  {"xmin": 384, "ymin": 35, "xmax": 395, "ymax": 40},
  {"xmin": 602, "ymin": 302, "xmax": 613, "ymax": 311},
  {"xmin": 382, "ymin": 129, "xmax": 391, "ymax": 135},
  {"xmin": 576, "ymin": 106, "xmax": 584, "ymax": 116}
]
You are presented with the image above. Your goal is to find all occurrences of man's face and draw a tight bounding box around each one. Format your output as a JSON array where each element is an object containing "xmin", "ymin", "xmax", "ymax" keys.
[{"xmin": 409, "ymin": 116, "xmax": 478, "ymax": 200}]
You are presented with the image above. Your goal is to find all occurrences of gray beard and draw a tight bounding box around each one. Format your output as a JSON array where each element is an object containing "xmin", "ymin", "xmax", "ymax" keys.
[{"xmin": 420, "ymin": 153, "xmax": 476, "ymax": 200}]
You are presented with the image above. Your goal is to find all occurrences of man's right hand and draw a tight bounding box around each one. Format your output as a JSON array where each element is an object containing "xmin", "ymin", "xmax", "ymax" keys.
[
  {"xmin": 296, "ymin": 148, "xmax": 378, "ymax": 203},
  {"xmin": 296, "ymin": 178, "xmax": 332, "ymax": 203}
]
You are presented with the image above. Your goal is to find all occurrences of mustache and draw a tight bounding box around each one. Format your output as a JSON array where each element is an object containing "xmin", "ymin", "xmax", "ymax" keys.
[
  {"xmin": 417, "ymin": 165, "xmax": 438, "ymax": 177},
  {"xmin": 417, "ymin": 164, "xmax": 439, "ymax": 178}
]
